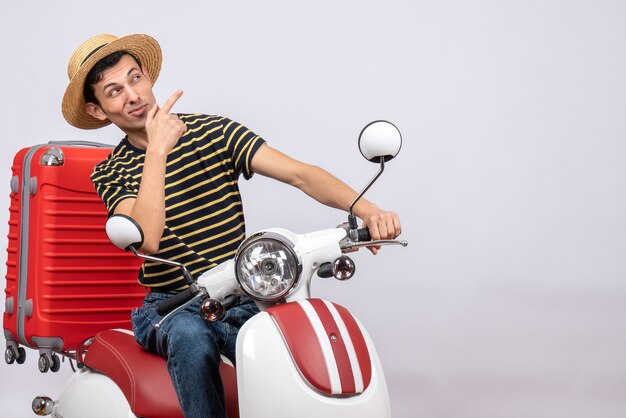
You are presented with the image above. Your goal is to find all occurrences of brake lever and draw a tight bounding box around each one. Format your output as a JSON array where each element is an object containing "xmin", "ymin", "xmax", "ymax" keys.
[{"xmin": 340, "ymin": 238, "xmax": 408, "ymax": 252}]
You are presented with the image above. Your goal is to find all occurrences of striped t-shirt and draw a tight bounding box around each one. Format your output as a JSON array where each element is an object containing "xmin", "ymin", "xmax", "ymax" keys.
[{"xmin": 91, "ymin": 114, "xmax": 266, "ymax": 290}]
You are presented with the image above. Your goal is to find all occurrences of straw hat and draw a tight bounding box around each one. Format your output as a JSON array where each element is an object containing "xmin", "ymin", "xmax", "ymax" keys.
[{"xmin": 62, "ymin": 34, "xmax": 162, "ymax": 130}]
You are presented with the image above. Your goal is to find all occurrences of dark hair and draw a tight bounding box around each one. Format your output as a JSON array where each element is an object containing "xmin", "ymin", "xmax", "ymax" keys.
[{"xmin": 83, "ymin": 51, "xmax": 143, "ymax": 106}]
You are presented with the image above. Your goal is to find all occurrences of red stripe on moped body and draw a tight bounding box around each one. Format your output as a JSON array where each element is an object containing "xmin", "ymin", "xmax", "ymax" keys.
[
  {"xmin": 335, "ymin": 303, "xmax": 372, "ymax": 389},
  {"xmin": 308, "ymin": 299, "xmax": 356, "ymax": 393},
  {"xmin": 267, "ymin": 298, "xmax": 372, "ymax": 396},
  {"xmin": 267, "ymin": 301, "xmax": 331, "ymax": 393}
]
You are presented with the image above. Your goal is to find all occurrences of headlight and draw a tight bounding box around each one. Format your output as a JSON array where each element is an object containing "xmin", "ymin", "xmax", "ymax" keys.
[{"xmin": 235, "ymin": 232, "xmax": 301, "ymax": 302}]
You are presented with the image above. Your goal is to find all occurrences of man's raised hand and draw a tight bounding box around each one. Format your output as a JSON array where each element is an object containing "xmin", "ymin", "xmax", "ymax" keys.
[{"xmin": 145, "ymin": 89, "xmax": 187, "ymax": 154}]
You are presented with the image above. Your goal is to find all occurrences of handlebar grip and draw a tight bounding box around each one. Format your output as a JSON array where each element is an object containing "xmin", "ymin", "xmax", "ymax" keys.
[
  {"xmin": 156, "ymin": 288, "xmax": 196, "ymax": 316},
  {"xmin": 357, "ymin": 228, "xmax": 371, "ymax": 242}
]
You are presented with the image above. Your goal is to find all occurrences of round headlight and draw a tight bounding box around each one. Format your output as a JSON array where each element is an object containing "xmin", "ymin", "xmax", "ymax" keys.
[{"xmin": 235, "ymin": 233, "xmax": 301, "ymax": 302}]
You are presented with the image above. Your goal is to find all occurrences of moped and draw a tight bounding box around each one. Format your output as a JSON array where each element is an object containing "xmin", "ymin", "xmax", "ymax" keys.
[{"xmin": 31, "ymin": 120, "xmax": 407, "ymax": 418}]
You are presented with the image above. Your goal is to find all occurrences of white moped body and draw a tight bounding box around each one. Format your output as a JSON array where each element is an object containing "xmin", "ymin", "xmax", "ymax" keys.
[
  {"xmin": 237, "ymin": 310, "xmax": 390, "ymax": 418},
  {"xmin": 32, "ymin": 120, "xmax": 404, "ymax": 418},
  {"xmin": 47, "ymin": 228, "xmax": 392, "ymax": 418}
]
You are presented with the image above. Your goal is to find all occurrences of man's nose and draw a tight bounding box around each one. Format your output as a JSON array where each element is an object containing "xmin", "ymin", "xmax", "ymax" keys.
[{"xmin": 126, "ymin": 86, "xmax": 140, "ymax": 102}]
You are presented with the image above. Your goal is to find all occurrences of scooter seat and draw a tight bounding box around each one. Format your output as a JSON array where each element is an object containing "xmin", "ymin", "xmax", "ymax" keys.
[{"xmin": 84, "ymin": 329, "xmax": 239, "ymax": 418}]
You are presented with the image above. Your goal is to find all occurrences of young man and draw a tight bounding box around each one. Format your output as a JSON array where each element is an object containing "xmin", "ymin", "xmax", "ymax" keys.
[{"xmin": 62, "ymin": 34, "xmax": 401, "ymax": 418}]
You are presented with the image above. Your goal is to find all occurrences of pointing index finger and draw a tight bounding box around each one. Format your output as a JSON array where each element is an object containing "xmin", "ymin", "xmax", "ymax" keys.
[{"xmin": 160, "ymin": 89, "xmax": 183, "ymax": 114}]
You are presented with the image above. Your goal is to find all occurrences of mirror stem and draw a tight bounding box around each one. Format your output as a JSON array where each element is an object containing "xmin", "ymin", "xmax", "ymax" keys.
[
  {"xmin": 128, "ymin": 246, "xmax": 195, "ymax": 285},
  {"xmin": 348, "ymin": 159, "xmax": 385, "ymax": 230}
]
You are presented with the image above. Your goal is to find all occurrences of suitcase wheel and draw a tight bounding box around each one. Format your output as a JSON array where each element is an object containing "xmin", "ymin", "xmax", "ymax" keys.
[
  {"xmin": 38, "ymin": 353, "xmax": 61, "ymax": 373},
  {"xmin": 50, "ymin": 354, "xmax": 61, "ymax": 372},
  {"xmin": 38, "ymin": 354, "xmax": 50, "ymax": 373},
  {"xmin": 5, "ymin": 347, "xmax": 16, "ymax": 364},
  {"xmin": 16, "ymin": 347, "xmax": 26, "ymax": 364},
  {"xmin": 4, "ymin": 346, "xmax": 25, "ymax": 365}
]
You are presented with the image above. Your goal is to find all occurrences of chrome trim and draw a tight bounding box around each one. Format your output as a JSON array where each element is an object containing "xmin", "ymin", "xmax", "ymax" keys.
[
  {"xmin": 332, "ymin": 256, "xmax": 356, "ymax": 281},
  {"xmin": 40, "ymin": 147, "xmax": 64, "ymax": 166},
  {"xmin": 32, "ymin": 396, "xmax": 55, "ymax": 416},
  {"xmin": 234, "ymin": 232, "xmax": 302, "ymax": 302}
]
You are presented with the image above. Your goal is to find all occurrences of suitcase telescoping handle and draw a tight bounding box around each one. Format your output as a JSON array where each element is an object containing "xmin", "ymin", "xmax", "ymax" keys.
[
  {"xmin": 47, "ymin": 140, "xmax": 113, "ymax": 148},
  {"xmin": 38, "ymin": 141, "xmax": 113, "ymax": 167}
]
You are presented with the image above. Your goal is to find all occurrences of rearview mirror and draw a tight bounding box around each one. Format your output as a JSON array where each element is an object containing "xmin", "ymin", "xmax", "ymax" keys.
[
  {"xmin": 105, "ymin": 215, "xmax": 144, "ymax": 251},
  {"xmin": 358, "ymin": 120, "xmax": 402, "ymax": 163},
  {"xmin": 348, "ymin": 120, "xmax": 402, "ymax": 236}
]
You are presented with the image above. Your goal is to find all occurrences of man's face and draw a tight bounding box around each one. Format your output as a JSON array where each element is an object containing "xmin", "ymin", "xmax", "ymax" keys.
[{"xmin": 85, "ymin": 54, "xmax": 156, "ymax": 133}]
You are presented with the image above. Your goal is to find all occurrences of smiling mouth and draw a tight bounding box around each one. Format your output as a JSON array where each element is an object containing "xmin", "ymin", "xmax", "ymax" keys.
[{"xmin": 128, "ymin": 104, "xmax": 148, "ymax": 117}]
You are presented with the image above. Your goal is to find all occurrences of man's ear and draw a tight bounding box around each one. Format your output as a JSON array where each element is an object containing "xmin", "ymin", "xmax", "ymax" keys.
[{"xmin": 85, "ymin": 102, "xmax": 108, "ymax": 121}]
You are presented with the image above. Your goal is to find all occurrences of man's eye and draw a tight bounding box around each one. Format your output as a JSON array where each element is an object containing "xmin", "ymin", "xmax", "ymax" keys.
[
  {"xmin": 132, "ymin": 75, "xmax": 141, "ymax": 82},
  {"xmin": 109, "ymin": 89, "xmax": 120, "ymax": 97}
]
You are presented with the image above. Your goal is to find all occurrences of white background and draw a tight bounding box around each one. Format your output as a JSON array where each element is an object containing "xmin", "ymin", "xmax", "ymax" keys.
[{"xmin": 1, "ymin": 1, "xmax": 626, "ymax": 417}]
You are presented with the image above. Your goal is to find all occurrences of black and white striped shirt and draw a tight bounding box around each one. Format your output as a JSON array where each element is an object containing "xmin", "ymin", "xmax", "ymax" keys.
[{"xmin": 91, "ymin": 114, "xmax": 265, "ymax": 290}]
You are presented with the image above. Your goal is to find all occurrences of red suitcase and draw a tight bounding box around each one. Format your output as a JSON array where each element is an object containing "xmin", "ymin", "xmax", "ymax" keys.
[{"xmin": 3, "ymin": 141, "xmax": 144, "ymax": 372}]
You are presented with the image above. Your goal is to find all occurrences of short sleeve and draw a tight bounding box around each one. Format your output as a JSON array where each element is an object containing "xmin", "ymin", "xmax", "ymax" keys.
[
  {"xmin": 91, "ymin": 161, "xmax": 138, "ymax": 216},
  {"xmin": 222, "ymin": 118, "xmax": 266, "ymax": 180}
]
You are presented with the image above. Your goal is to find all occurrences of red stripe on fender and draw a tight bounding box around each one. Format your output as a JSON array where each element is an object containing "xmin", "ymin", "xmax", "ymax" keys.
[
  {"xmin": 334, "ymin": 303, "xmax": 372, "ymax": 390},
  {"xmin": 308, "ymin": 299, "xmax": 356, "ymax": 394},
  {"xmin": 267, "ymin": 303, "xmax": 332, "ymax": 394}
]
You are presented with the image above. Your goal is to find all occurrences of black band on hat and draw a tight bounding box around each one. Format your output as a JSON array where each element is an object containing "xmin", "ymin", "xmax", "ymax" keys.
[{"xmin": 81, "ymin": 43, "xmax": 109, "ymax": 65}]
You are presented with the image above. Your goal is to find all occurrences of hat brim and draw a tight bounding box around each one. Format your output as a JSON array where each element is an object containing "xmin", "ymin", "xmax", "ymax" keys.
[{"xmin": 62, "ymin": 34, "xmax": 162, "ymax": 130}]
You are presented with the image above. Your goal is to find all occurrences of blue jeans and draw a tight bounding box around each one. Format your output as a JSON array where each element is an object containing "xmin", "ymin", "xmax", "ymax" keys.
[{"xmin": 131, "ymin": 291, "xmax": 259, "ymax": 418}]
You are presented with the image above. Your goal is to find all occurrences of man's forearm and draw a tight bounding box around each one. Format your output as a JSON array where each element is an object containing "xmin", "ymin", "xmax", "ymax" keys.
[
  {"xmin": 114, "ymin": 149, "xmax": 167, "ymax": 254},
  {"xmin": 250, "ymin": 143, "xmax": 401, "ymax": 246},
  {"xmin": 295, "ymin": 165, "xmax": 380, "ymax": 218},
  {"xmin": 113, "ymin": 91, "xmax": 186, "ymax": 254}
]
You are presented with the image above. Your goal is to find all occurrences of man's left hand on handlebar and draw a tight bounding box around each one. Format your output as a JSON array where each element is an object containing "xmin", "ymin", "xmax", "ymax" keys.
[{"xmin": 355, "ymin": 202, "xmax": 402, "ymax": 255}]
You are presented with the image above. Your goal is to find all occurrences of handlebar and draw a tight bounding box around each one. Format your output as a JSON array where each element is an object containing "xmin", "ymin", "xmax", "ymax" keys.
[
  {"xmin": 156, "ymin": 287, "xmax": 198, "ymax": 316},
  {"xmin": 341, "ymin": 226, "xmax": 407, "ymax": 251},
  {"xmin": 356, "ymin": 228, "xmax": 371, "ymax": 242}
]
